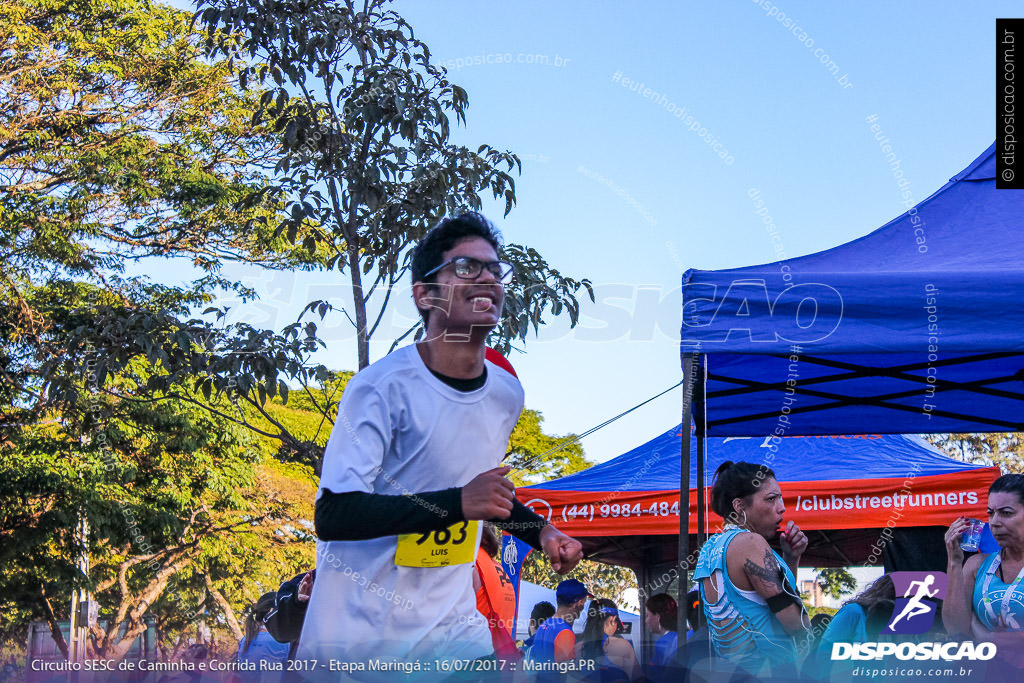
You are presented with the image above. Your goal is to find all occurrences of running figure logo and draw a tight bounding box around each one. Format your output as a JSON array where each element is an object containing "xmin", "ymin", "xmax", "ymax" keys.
[{"xmin": 883, "ymin": 571, "xmax": 948, "ymax": 635}]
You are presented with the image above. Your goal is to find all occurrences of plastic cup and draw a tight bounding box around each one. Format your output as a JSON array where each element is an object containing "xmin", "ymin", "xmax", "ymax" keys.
[{"xmin": 961, "ymin": 518, "xmax": 983, "ymax": 552}]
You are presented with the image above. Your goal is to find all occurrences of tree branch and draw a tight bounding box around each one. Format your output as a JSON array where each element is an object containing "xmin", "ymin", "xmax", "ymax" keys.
[
  {"xmin": 40, "ymin": 583, "xmax": 70, "ymax": 660},
  {"xmin": 203, "ymin": 574, "xmax": 242, "ymax": 640}
]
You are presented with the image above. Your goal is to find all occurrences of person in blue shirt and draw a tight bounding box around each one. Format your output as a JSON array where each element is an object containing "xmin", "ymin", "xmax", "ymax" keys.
[
  {"xmin": 520, "ymin": 601, "xmax": 556, "ymax": 661},
  {"xmin": 801, "ymin": 574, "xmax": 895, "ymax": 681},
  {"xmin": 575, "ymin": 598, "xmax": 639, "ymax": 681},
  {"xmin": 644, "ymin": 592, "xmax": 678, "ymax": 672},
  {"xmin": 820, "ymin": 574, "xmax": 895, "ymax": 646},
  {"xmin": 694, "ymin": 461, "xmax": 810, "ymax": 678},
  {"xmin": 531, "ymin": 579, "xmax": 590, "ymax": 664}
]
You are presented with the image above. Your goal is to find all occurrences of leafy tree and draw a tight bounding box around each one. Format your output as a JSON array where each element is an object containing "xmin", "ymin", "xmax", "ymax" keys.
[
  {"xmin": 521, "ymin": 555, "xmax": 638, "ymax": 610},
  {"xmin": 4, "ymin": 0, "xmax": 594, "ymax": 476},
  {"xmin": 0, "ymin": 0, "xmax": 300, "ymax": 447},
  {"xmin": 1, "ymin": 0, "xmax": 597, "ymax": 658},
  {"xmin": 815, "ymin": 567, "xmax": 857, "ymax": 600},
  {"xmin": 197, "ymin": 0, "xmax": 593, "ymax": 369},
  {"xmin": 505, "ymin": 409, "xmax": 588, "ymax": 486},
  {"xmin": 0, "ymin": 363, "xmax": 311, "ymax": 660},
  {"xmin": 0, "ymin": 0, "xmax": 302, "ymax": 264},
  {"xmin": 926, "ymin": 433, "xmax": 1024, "ymax": 473}
]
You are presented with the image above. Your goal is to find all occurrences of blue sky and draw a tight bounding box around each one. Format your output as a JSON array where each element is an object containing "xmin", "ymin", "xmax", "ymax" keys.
[{"xmin": 159, "ymin": 0, "xmax": 1016, "ymax": 469}]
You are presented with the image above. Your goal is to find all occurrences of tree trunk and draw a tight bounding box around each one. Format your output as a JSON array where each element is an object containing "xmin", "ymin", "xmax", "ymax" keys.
[
  {"xmin": 40, "ymin": 585, "xmax": 69, "ymax": 659},
  {"xmin": 204, "ymin": 574, "xmax": 243, "ymax": 641},
  {"xmin": 92, "ymin": 545, "xmax": 199, "ymax": 660},
  {"xmin": 348, "ymin": 241, "xmax": 370, "ymax": 369},
  {"xmin": 101, "ymin": 620, "xmax": 150, "ymax": 662}
]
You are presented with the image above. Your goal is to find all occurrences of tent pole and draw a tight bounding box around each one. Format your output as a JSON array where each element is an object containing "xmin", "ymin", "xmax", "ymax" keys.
[
  {"xmin": 638, "ymin": 564, "xmax": 650, "ymax": 669},
  {"xmin": 696, "ymin": 355, "xmax": 707, "ymax": 548},
  {"xmin": 678, "ymin": 352, "xmax": 698, "ymax": 639}
]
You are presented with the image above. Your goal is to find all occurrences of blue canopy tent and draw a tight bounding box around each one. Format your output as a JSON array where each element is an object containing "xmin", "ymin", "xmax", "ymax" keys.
[
  {"xmin": 672, "ymin": 143, "xmax": 1023, "ymax": 633},
  {"xmin": 679, "ymin": 142, "xmax": 1024, "ymax": 436}
]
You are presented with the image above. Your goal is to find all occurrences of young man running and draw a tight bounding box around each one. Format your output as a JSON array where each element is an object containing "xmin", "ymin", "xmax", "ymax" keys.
[{"xmin": 296, "ymin": 213, "xmax": 583, "ymax": 671}]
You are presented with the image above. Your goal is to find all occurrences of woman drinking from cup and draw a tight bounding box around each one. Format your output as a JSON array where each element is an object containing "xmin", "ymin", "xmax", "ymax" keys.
[
  {"xmin": 945, "ymin": 473, "xmax": 1024, "ymax": 668},
  {"xmin": 694, "ymin": 461, "xmax": 811, "ymax": 678}
]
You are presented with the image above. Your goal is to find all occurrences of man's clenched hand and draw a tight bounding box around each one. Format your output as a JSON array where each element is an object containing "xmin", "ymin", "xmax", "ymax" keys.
[{"xmin": 462, "ymin": 466, "xmax": 515, "ymax": 520}]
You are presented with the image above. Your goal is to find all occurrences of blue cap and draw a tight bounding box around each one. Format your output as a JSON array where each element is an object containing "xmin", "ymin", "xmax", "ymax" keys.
[{"xmin": 556, "ymin": 579, "xmax": 592, "ymax": 604}]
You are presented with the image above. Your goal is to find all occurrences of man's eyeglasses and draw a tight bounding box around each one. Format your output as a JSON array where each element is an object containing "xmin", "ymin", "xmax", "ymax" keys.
[{"xmin": 423, "ymin": 256, "xmax": 514, "ymax": 285}]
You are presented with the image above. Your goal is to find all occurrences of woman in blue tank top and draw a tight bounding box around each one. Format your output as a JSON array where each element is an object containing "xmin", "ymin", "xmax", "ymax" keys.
[
  {"xmin": 945, "ymin": 473, "xmax": 1024, "ymax": 669},
  {"xmin": 694, "ymin": 460, "xmax": 811, "ymax": 677}
]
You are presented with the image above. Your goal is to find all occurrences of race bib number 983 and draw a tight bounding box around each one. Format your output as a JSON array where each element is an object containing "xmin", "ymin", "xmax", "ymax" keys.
[{"xmin": 395, "ymin": 520, "xmax": 479, "ymax": 567}]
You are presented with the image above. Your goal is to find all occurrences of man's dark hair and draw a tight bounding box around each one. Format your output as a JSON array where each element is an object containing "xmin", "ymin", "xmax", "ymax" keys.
[
  {"xmin": 647, "ymin": 592, "xmax": 678, "ymax": 632},
  {"xmin": 529, "ymin": 601, "xmax": 555, "ymax": 629},
  {"xmin": 410, "ymin": 212, "xmax": 503, "ymax": 324}
]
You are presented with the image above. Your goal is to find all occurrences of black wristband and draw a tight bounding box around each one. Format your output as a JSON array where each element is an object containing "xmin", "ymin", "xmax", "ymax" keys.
[
  {"xmin": 766, "ymin": 591, "xmax": 799, "ymax": 613},
  {"xmin": 493, "ymin": 499, "xmax": 548, "ymax": 550}
]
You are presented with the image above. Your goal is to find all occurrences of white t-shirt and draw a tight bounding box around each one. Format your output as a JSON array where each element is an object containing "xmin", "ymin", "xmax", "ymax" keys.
[{"xmin": 296, "ymin": 344, "xmax": 524, "ymax": 668}]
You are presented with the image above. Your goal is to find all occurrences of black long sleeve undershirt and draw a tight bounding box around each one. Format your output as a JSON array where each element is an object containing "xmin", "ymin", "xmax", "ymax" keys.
[
  {"xmin": 315, "ymin": 488, "xmax": 547, "ymax": 549},
  {"xmin": 315, "ymin": 488, "xmax": 463, "ymax": 541}
]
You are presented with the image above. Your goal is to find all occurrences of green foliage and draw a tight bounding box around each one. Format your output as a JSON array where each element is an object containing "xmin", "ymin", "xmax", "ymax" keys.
[
  {"xmin": 197, "ymin": 0, "xmax": 593, "ymax": 368},
  {"xmin": 0, "ymin": 0, "xmax": 306, "ymax": 273},
  {"xmin": 1, "ymin": 0, "xmax": 315, "ymax": 453},
  {"xmin": 0, "ymin": 0, "xmax": 313, "ymax": 650},
  {"xmin": 926, "ymin": 433, "xmax": 1024, "ymax": 473},
  {"xmin": 815, "ymin": 567, "xmax": 857, "ymax": 600},
  {"xmin": 506, "ymin": 409, "xmax": 589, "ymax": 485},
  {"xmin": 0, "ymin": 369, "xmax": 310, "ymax": 658},
  {"xmin": 520, "ymin": 555, "xmax": 638, "ymax": 609}
]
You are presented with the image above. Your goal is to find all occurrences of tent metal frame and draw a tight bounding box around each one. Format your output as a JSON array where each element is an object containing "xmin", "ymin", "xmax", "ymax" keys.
[
  {"xmin": 705, "ymin": 351, "xmax": 1024, "ymax": 432},
  {"xmin": 673, "ymin": 349, "xmax": 1024, "ymax": 653},
  {"xmin": 674, "ymin": 350, "xmax": 1024, "ymax": 658}
]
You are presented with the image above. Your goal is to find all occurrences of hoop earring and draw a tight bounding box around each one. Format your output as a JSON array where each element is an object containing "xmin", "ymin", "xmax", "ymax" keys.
[{"xmin": 739, "ymin": 510, "xmax": 748, "ymax": 529}]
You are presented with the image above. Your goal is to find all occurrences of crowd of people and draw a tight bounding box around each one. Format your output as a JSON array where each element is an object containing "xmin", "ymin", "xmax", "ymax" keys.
[
  {"xmin": 223, "ymin": 572, "xmax": 692, "ymax": 682},
  {"xmin": 661, "ymin": 462, "xmax": 1024, "ymax": 682}
]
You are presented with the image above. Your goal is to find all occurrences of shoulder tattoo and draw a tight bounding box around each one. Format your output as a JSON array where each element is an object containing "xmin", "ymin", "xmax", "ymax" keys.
[{"xmin": 744, "ymin": 548, "xmax": 784, "ymax": 593}]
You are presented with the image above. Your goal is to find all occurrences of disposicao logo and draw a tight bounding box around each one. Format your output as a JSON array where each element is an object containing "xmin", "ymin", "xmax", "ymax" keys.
[
  {"xmin": 830, "ymin": 570, "xmax": 996, "ymax": 664},
  {"xmin": 883, "ymin": 571, "xmax": 948, "ymax": 635},
  {"xmin": 831, "ymin": 641, "xmax": 996, "ymax": 662}
]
